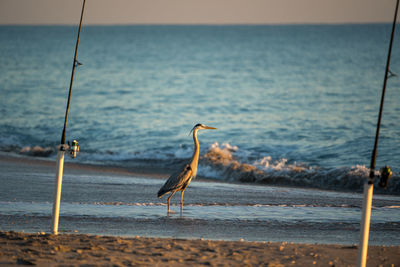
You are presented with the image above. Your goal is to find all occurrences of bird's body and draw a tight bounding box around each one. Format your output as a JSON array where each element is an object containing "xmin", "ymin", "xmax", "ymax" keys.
[{"xmin": 157, "ymin": 123, "xmax": 216, "ymax": 214}]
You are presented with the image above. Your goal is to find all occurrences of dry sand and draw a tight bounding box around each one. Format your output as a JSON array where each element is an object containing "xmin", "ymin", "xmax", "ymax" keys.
[{"xmin": 0, "ymin": 231, "xmax": 399, "ymax": 266}]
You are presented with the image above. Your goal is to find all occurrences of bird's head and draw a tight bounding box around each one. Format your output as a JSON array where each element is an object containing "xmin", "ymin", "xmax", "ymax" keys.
[{"xmin": 189, "ymin": 123, "xmax": 217, "ymax": 135}]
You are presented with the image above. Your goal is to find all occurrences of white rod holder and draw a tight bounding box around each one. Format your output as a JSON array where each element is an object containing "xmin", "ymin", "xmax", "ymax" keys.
[
  {"xmin": 51, "ymin": 149, "xmax": 65, "ymax": 235},
  {"xmin": 357, "ymin": 182, "xmax": 374, "ymax": 267}
]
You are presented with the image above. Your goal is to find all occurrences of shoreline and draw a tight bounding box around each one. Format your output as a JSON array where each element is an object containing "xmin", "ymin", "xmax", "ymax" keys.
[
  {"xmin": 1, "ymin": 231, "xmax": 399, "ymax": 266},
  {"xmin": 1, "ymin": 153, "xmax": 400, "ymax": 265},
  {"xmin": 2, "ymin": 152, "xmax": 399, "ymax": 197},
  {"xmin": 0, "ymin": 152, "xmax": 228, "ymax": 183},
  {"xmin": 1, "ymin": 152, "xmax": 400, "ymax": 245},
  {"xmin": 0, "ymin": 152, "xmax": 169, "ymax": 179}
]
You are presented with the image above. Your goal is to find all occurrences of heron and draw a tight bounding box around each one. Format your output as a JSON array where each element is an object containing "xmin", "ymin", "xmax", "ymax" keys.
[{"xmin": 157, "ymin": 123, "xmax": 217, "ymax": 215}]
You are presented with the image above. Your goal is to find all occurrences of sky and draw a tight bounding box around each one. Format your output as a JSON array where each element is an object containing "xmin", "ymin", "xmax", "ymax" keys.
[{"xmin": 0, "ymin": 0, "xmax": 398, "ymax": 25}]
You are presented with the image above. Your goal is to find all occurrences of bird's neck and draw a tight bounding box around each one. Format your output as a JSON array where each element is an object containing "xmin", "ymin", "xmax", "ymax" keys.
[{"xmin": 190, "ymin": 129, "xmax": 200, "ymax": 170}]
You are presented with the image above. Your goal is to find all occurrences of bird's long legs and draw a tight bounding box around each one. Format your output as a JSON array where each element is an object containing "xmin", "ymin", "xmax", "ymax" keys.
[
  {"xmin": 180, "ymin": 190, "xmax": 185, "ymax": 216},
  {"xmin": 167, "ymin": 192, "xmax": 176, "ymax": 213},
  {"xmin": 166, "ymin": 190, "xmax": 185, "ymax": 215}
]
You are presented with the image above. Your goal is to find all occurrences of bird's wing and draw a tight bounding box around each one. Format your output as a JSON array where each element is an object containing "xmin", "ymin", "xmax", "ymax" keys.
[{"xmin": 157, "ymin": 164, "xmax": 193, "ymax": 198}]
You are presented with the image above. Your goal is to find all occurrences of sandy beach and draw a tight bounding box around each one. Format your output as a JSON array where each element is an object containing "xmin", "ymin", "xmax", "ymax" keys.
[{"xmin": 1, "ymin": 231, "xmax": 399, "ymax": 266}]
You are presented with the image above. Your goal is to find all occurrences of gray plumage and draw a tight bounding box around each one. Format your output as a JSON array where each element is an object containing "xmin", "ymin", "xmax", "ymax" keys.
[
  {"xmin": 157, "ymin": 164, "xmax": 192, "ymax": 198},
  {"xmin": 157, "ymin": 123, "xmax": 216, "ymax": 214}
]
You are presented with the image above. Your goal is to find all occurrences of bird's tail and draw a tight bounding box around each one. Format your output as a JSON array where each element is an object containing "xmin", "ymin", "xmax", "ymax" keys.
[{"xmin": 157, "ymin": 188, "xmax": 168, "ymax": 198}]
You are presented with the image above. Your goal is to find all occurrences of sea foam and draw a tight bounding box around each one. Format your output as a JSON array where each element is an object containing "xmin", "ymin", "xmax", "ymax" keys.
[{"xmin": 198, "ymin": 142, "xmax": 399, "ymax": 194}]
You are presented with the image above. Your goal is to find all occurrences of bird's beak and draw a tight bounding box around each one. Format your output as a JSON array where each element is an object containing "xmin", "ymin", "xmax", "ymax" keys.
[{"xmin": 188, "ymin": 125, "xmax": 217, "ymax": 135}]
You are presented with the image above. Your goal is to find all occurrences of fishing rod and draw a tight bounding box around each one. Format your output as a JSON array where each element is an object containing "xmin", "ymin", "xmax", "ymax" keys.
[
  {"xmin": 51, "ymin": 0, "xmax": 86, "ymax": 235},
  {"xmin": 61, "ymin": 0, "xmax": 86, "ymax": 145},
  {"xmin": 357, "ymin": 0, "xmax": 399, "ymax": 266}
]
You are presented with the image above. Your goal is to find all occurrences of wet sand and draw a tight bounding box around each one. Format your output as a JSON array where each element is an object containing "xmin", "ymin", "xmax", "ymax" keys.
[
  {"xmin": 1, "ymin": 231, "xmax": 399, "ymax": 266},
  {"xmin": 0, "ymin": 153, "xmax": 170, "ymax": 179}
]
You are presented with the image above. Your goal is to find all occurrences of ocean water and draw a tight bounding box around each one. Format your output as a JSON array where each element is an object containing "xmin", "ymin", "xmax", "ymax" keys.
[{"xmin": 1, "ymin": 25, "xmax": 400, "ymax": 194}]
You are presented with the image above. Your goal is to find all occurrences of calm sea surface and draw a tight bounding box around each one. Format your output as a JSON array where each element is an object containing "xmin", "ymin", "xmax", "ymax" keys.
[{"xmin": 0, "ymin": 25, "xmax": 399, "ymax": 193}]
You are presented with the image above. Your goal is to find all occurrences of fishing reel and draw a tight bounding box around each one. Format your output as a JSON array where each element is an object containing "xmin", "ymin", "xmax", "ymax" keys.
[
  {"xmin": 67, "ymin": 140, "xmax": 80, "ymax": 159},
  {"xmin": 378, "ymin": 165, "xmax": 393, "ymax": 189},
  {"xmin": 59, "ymin": 140, "xmax": 80, "ymax": 159}
]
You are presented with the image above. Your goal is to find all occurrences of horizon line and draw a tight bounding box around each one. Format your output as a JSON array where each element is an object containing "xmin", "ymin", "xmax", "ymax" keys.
[{"xmin": 0, "ymin": 21, "xmax": 396, "ymax": 27}]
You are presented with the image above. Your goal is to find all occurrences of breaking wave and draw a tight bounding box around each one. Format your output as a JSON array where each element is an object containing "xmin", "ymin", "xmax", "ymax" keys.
[
  {"xmin": 198, "ymin": 142, "xmax": 399, "ymax": 195},
  {"xmin": 0, "ymin": 144, "xmax": 55, "ymax": 157}
]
